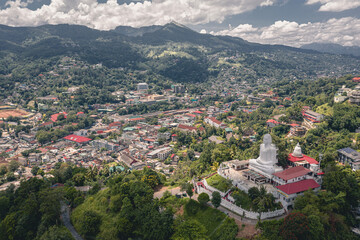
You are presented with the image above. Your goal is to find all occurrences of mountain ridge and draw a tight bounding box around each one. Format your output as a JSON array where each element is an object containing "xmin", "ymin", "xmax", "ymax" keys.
[
  {"xmin": 0, "ymin": 23, "xmax": 359, "ymax": 83},
  {"xmin": 301, "ymin": 42, "xmax": 360, "ymax": 57}
]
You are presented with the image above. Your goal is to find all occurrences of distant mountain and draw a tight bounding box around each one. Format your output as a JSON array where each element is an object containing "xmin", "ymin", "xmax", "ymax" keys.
[
  {"xmin": 0, "ymin": 23, "xmax": 359, "ymax": 83},
  {"xmin": 301, "ymin": 43, "xmax": 360, "ymax": 57}
]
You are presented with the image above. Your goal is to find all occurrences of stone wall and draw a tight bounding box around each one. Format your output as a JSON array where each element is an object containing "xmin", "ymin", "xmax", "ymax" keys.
[
  {"xmin": 218, "ymin": 169, "xmax": 249, "ymax": 193},
  {"xmin": 196, "ymin": 179, "xmax": 285, "ymax": 220}
]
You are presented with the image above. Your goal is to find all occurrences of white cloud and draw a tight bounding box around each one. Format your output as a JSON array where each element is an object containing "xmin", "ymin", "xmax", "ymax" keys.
[
  {"xmin": 0, "ymin": 0, "xmax": 278, "ymax": 30},
  {"xmin": 306, "ymin": 0, "xmax": 360, "ymax": 12},
  {"xmin": 215, "ymin": 17, "xmax": 360, "ymax": 47},
  {"xmin": 260, "ymin": 0, "xmax": 274, "ymax": 7},
  {"xmin": 200, "ymin": 29, "xmax": 207, "ymax": 34}
]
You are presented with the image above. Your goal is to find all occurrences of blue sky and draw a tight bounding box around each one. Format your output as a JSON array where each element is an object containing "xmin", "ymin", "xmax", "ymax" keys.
[{"xmin": 0, "ymin": 0, "xmax": 359, "ymax": 47}]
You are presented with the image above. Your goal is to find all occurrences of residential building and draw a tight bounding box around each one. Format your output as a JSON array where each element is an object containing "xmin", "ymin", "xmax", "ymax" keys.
[
  {"xmin": 302, "ymin": 109, "xmax": 324, "ymax": 123},
  {"xmin": 205, "ymin": 117, "xmax": 227, "ymax": 129},
  {"xmin": 137, "ymin": 83, "xmax": 149, "ymax": 92},
  {"xmin": 338, "ymin": 147, "xmax": 360, "ymax": 171},
  {"xmin": 63, "ymin": 134, "xmax": 92, "ymax": 145},
  {"xmin": 173, "ymin": 84, "xmax": 185, "ymax": 93},
  {"xmin": 266, "ymin": 119, "xmax": 280, "ymax": 128}
]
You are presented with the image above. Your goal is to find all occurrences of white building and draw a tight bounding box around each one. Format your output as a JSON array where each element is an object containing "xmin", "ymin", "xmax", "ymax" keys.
[
  {"xmin": 137, "ymin": 83, "xmax": 149, "ymax": 92},
  {"xmin": 204, "ymin": 117, "xmax": 227, "ymax": 129}
]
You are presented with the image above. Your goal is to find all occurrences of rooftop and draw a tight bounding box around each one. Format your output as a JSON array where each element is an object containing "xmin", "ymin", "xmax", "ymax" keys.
[
  {"xmin": 273, "ymin": 166, "xmax": 311, "ymax": 181},
  {"xmin": 288, "ymin": 153, "xmax": 318, "ymax": 164},
  {"xmin": 63, "ymin": 134, "xmax": 92, "ymax": 143},
  {"xmin": 276, "ymin": 179, "xmax": 320, "ymax": 195}
]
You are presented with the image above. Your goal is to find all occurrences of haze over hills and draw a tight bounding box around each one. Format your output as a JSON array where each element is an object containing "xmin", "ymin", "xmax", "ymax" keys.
[
  {"xmin": 0, "ymin": 22, "xmax": 359, "ymax": 84},
  {"xmin": 301, "ymin": 43, "xmax": 360, "ymax": 57}
]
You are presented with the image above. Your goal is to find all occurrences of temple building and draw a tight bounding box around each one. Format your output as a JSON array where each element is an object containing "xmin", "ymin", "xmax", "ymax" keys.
[
  {"xmin": 287, "ymin": 143, "xmax": 319, "ymax": 169},
  {"xmin": 219, "ymin": 135, "xmax": 322, "ymax": 210}
]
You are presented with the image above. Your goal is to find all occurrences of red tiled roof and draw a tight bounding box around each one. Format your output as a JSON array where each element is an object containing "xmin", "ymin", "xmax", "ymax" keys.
[
  {"xmin": 40, "ymin": 121, "xmax": 53, "ymax": 126},
  {"xmin": 144, "ymin": 138, "xmax": 155, "ymax": 142},
  {"xmin": 171, "ymin": 134, "xmax": 177, "ymax": 137},
  {"xmin": 51, "ymin": 112, "xmax": 67, "ymax": 122},
  {"xmin": 273, "ymin": 166, "xmax": 311, "ymax": 181},
  {"xmin": 206, "ymin": 117, "xmax": 222, "ymax": 125},
  {"xmin": 193, "ymin": 111, "xmax": 203, "ymax": 114},
  {"xmin": 63, "ymin": 134, "xmax": 92, "ymax": 143},
  {"xmin": 276, "ymin": 179, "xmax": 320, "ymax": 195},
  {"xmin": 267, "ymin": 119, "xmax": 280, "ymax": 124},
  {"xmin": 128, "ymin": 117, "xmax": 145, "ymax": 122},
  {"xmin": 289, "ymin": 123, "xmax": 300, "ymax": 127},
  {"xmin": 288, "ymin": 153, "xmax": 318, "ymax": 164},
  {"xmin": 77, "ymin": 112, "xmax": 84, "ymax": 115},
  {"xmin": 178, "ymin": 124, "xmax": 197, "ymax": 131},
  {"xmin": 186, "ymin": 113, "xmax": 196, "ymax": 118},
  {"xmin": 109, "ymin": 121, "xmax": 122, "ymax": 127}
]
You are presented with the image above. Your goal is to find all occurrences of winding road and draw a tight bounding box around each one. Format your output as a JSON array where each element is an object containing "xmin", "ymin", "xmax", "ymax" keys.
[{"xmin": 60, "ymin": 201, "xmax": 83, "ymax": 240}]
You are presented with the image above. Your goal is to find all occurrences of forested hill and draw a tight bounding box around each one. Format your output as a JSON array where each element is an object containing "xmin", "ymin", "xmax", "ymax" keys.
[
  {"xmin": 301, "ymin": 43, "xmax": 360, "ymax": 57},
  {"xmin": 0, "ymin": 22, "xmax": 359, "ymax": 83}
]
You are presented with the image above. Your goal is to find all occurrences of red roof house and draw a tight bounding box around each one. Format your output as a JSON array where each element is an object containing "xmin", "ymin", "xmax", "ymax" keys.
[
  {"xmin": 63, "ymin": 134, "xmax": 92, "ymax": 144},
  {"xmin": 276, "ymin": 179, "xmax": 320, "ymax": 195},
  {"xmin": 353, "ymin": 77, "xmax": 360, "ymax": 82},
  {"xmin": 51, "ymin": 112, "xmax": 67, "ymax": 122}
]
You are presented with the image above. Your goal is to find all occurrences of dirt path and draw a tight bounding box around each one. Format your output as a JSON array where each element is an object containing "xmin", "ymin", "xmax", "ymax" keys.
[
  {"xmin": 60, "ymin": 201, "xmax": 83, "ymax": 240},
  {"xmin": 153, "ymin": 186, "xmax": 182, "ymax": 198}
]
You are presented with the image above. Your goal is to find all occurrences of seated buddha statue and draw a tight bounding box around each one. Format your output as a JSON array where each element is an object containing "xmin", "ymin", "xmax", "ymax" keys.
[{"xmin": 249, "ymin": 134, "xmax": 279, "ymax": 176}]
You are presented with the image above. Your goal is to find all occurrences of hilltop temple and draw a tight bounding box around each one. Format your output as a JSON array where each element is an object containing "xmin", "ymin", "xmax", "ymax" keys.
[{"xmin": 218, "ymin": 134, "xmax": 322, "ymax": 209}]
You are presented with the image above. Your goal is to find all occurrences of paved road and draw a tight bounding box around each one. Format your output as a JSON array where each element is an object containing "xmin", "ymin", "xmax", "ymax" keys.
[{"xmin": 60, "ymin": 201, "xmax": 83, "ymax": 240}]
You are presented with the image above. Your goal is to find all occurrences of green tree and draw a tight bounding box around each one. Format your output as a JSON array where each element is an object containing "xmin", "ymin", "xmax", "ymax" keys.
[
  {"xmin": 31, "ymin": 166, "xmax": 40, "ymax": 176},
  {"xmin": 181, "ymin": 182, "xmax": 193, "ymax": 199},
  {"xmin": 8, "ymin": 160, "xmax": 19, "ymax": 172},
  {"xmin": 211, "ymin": 191, "xmax": 221, "ymax": 208},
  {"xmin": 198, "ymin": 192, "xmax": 210, "ymax": 205},
  {"xmin": 78, "ymin": 210, "xmax": 101, "ymax": 238},
  {"xmin": 72, "ymin": 173, "xmax": 85, "ymax": 186},
  {"xmin": 279, "ymin": 213, "xmax": 310, "ymax": 240},
  {"xmin": 39, "ymin": 226, "xmax": 73, "ymax": 240},
  {"xmin": 172, "ymin": 219, "xmax": 208, "ymax": 240}
]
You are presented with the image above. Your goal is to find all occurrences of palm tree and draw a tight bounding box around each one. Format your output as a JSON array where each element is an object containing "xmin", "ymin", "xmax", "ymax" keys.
[
  {"xmin": 252, "ymin": 185, "xmax": 275, "ymax": 219},
  {"xmin": 211, "ymin": 162, "xmax": 219, "ymax": 172},
  {"xmin": 86, "ymin": 166, "xmax": 98, "ymax": 181}
]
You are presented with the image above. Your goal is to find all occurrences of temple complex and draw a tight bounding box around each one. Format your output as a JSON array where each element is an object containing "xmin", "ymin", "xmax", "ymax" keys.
[{"xmin": 218, "ymin": 134, "xmax": 322, "ymax": 209}]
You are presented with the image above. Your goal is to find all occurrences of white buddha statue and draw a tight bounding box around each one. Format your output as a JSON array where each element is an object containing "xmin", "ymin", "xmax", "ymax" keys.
[
  {"xmin": 292, "ymin": 143, "xmax": 303, "ymax": 157},
  {"xmin": 249, "ymin": 134, "xmax": 280, "ymax": 177}
]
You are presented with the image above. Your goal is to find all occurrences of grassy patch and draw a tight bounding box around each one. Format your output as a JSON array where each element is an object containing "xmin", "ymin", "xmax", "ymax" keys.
[
  {"xmin": 71, "ymin": 188, "xmax": 116, "ymax": 238},
  {"xmin": 231, "ymin": 190, "xmax": 253, "ymax": 210},
  {"xmin": 207, "ymin": 174, "xmax": 232, "ymax": 192},
  {"xmin": 316, "ymin": 103, "xmax": 334, "ymax": 116},
  {"xmin": 184, "ymin": 200, "xmax": 229, "ymax": 238}
]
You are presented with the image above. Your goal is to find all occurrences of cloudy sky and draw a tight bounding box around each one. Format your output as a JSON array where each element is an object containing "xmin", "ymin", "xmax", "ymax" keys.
[{"xmin": 0, "ymin": 0, "xmax": 359, "ymax": 47}]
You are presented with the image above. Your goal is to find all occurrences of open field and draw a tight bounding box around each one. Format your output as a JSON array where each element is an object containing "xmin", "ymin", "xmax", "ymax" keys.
[{"xmin": 0, "ymin": 109, "xmax": 31, "ymax": 119}]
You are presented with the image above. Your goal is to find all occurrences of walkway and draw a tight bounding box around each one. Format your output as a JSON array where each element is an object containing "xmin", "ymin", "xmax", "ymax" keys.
[{"xmin": 60, "ymin": 201, "xmax": 83, "ymax": 240}]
